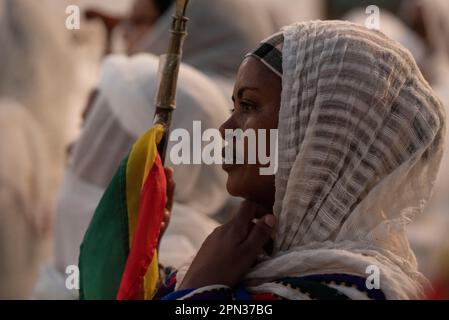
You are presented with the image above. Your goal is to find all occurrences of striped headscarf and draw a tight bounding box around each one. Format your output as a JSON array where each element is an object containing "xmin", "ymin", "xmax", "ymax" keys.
[
  {"xmin": 245, "ymin": 31, "xmax": 284, "ymax": 78},
  {"xmin": 243, "ymin": 21, "xmax": 446, "ymax": 299}
]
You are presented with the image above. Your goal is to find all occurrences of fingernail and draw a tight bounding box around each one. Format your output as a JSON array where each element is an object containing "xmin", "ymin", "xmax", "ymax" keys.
[{"xmin": 264, "ymin": 215, "xmax": 276, "ymax": 228}]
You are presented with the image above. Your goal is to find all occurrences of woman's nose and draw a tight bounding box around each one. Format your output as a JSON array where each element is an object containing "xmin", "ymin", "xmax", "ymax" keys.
[{"xmin": 219, "ymin": 115, "xmax": 237, "ymax": 139}]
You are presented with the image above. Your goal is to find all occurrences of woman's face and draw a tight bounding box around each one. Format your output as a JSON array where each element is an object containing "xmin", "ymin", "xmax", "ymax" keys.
[{"xmin": 219, "ymin": 57, "xmax": 282, "ymax": 209}]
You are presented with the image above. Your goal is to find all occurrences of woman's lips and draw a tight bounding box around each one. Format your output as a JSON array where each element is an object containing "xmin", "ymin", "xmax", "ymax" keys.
[
  {"xmin": 222, "ymin": 147, "xmax": 238, "ymax": 171},
  {"xmin": 222, "ymin": 162, "xmax": 236, "ymax": 171}
]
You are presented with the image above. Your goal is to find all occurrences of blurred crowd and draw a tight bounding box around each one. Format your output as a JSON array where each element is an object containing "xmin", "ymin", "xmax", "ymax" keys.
[{"xmin": 0, "ymin": 0, "xmax": 448, "ymax": 299}]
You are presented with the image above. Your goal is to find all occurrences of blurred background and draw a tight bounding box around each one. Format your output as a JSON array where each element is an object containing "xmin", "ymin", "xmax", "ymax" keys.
[{"xmin": 0, "ymin": 0, "xmax": 448, "ymax": 299}]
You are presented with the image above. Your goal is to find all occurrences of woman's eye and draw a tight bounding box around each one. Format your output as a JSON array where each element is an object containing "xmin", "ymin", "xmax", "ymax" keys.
[
  {"xmin": 229, "ymin": 108, "xmax": 235, "ymax": 114},
  {"xmin": 240, "ymin": 102, "xmax": 255, "ymax": 113}
]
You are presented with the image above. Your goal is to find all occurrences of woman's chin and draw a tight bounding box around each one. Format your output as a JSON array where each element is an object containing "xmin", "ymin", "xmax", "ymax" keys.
[
  {"xmin": 225, "ymin": 172, "xmax": 247, "ymax": 198},
  {"xmin": 225, "ymin": 178, "xmax": 243, "ymax": 197}
]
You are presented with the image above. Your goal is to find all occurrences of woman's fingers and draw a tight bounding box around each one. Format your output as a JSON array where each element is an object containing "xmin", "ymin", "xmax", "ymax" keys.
[
  {"xmin": 159, "ymin": 168, "xmax": 175, "ymax": 244},
  {"xmin": 231, "ymin": 201, "xmax": 270, "ymax": 242},
  {"xmin": 242, "ymin": 215, "xmax": 276, "ymax": 254},
  {"xmin": 163, "ymin": 208, "xmax": 171, "ymax": 227},
  {"xmin": 164, "ymin": 167, "xmax": 175, "ymax": 211}
]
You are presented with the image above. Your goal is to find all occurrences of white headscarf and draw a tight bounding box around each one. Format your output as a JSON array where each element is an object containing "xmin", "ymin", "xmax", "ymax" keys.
[
  {"xmin": 54, "ymin": 54, "xmax": 230, "ymax": 273},
  {"xmin": 243, "ymin": 21, "xmax": 445, "ymax": 299}
]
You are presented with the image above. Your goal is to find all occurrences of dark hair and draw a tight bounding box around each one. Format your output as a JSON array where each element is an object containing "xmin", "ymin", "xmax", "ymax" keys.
[{"xmin": 154, "ymin": 0, "xmax": 176, "ymax": 15}]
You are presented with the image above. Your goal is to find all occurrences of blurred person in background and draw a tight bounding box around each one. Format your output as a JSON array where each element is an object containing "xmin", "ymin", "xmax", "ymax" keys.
[
  {"xmin": 325, "ymin": 0, "xmax": 404, "ymax": 19},
  {"xmin": 53, "ymin": 54, "xmax": 230, "ymax": 292},
  {"xmin": 0, "ymin": 0, "xmax": 78, "ymax": 298},
  {"xmin": 86, "ymin": 0, "xmax": 324, "ymax": 95},
  {"xmin": 0, "ymin": 101, "xmax": 51, "ymax": 299},
  {"xmin": 85, "ymin": 0, "xmax": 274, "ymax": 95}
]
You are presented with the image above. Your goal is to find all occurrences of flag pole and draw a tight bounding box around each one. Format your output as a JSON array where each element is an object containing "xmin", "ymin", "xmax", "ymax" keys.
[{"xmin": 153, "ymin": 0, "xmax": 190, "ymax": 164}]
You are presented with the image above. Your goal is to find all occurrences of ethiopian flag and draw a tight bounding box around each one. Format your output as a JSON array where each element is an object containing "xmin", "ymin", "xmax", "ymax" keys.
[{"xmin": 79, "ymin": 124, "xmax": 166, "ymax": 300}]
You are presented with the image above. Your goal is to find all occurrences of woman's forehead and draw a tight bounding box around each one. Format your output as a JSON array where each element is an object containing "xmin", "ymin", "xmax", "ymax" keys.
[{"xmin": 235, "ymin": 57, "xmax": 279, "ymax": 91}]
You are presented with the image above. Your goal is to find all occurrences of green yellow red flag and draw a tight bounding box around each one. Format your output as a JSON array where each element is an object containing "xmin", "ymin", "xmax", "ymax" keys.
[{"xmin": 79, "ymin": 124, "xmax": 166, "ymax": 300}]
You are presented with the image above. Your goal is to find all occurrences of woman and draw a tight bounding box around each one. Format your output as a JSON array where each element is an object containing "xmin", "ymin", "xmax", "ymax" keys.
[{"xmin": 156, "ymin": 20, "xmax": 445, "ymax": 300}]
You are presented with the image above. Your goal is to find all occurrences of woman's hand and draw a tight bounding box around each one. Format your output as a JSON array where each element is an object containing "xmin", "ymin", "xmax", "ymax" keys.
[
  {"xmin": 179, "ymin": 201, "xmax": 276, "ymax": 290},
  {"xmin": 159, "ymin": 167, "xmax": 175, "ymax": 245}
]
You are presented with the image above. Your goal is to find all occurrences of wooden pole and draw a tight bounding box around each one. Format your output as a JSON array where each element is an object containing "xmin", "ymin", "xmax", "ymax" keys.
[{"xmin": 153, "ymin": 0, "xmax": 190, "ymax": 163}]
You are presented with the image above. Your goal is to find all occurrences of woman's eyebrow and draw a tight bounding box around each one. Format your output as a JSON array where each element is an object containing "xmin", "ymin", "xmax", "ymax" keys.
[
  {"xmin": 232, "ymin": 86, "xmax": 258, "ymax": 101},
  {"xmin": 237, "ymin": 86, "xmax": 258, "ymax": 99}
]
